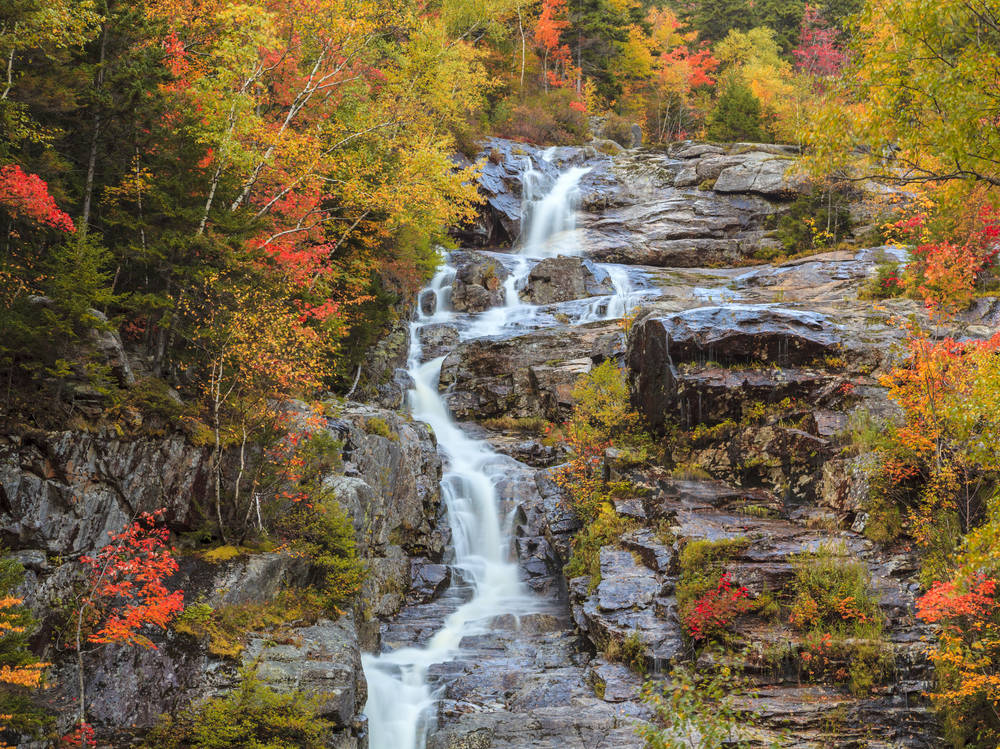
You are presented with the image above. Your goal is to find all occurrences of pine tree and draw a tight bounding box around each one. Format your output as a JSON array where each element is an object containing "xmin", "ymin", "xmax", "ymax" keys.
[{"xmin": 706, "ymin": 77, "xmax": 767, "ymax": 143}]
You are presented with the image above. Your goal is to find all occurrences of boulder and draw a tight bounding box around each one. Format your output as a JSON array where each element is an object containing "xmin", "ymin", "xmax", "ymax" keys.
[
  {"xmin": 418, "ymin": 323, "xmax": 459, "ymax": 360},
  {"xmin": 520, "ymin": 257, "xmax": 613, "ymax": 304},
  {"xmin": 450, "ymin": 251, "xmax": 510, "ymax": 313},
  {"xmin": 407, "ymin": 558, "xmax": 451, "ymax": 603},
  {"xmin": 713, "ymin": 153, "xmax": 809, "ymax": 197},
  {"xmin": 628, "ymin": 306, "xmax": 840, "ymax": 431},
  {"xmin": 439, "ymin": 321, "xmax": 624, "ymax": 421}
]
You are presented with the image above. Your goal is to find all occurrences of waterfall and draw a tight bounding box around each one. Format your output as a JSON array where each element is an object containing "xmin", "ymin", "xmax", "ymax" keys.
[
  {"xmin": 362, "ymin": 156, "xmax": 644, "ymax": 749},
  {"xmin": 521, "ymin": 165, "xmax": 590, "ymax": 258},
  {"xmin": 361, "ymin": 259, "xmax": 535, "ymax": 749}
]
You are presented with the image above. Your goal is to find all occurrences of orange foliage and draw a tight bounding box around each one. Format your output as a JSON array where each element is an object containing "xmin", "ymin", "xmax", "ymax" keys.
[{"xmin": 78, "ymin": 510, "xmax": 184, "ymax": 649}]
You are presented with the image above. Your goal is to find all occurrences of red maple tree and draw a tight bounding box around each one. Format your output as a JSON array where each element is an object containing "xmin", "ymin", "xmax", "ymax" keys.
[
  {"xmin": 793, "ymin": 5, "xmax": 846, "ymax": 78},
  {"xmin": 70, "ymin": 509, "xmax": 184, "ymax": 746},
  {"xmin": 534, "ymin": 0, "xmax": 574, "ymax": 89},
  {"xmin": 0, "ymin": 164, "xmax": 75, "ymax": 232}
]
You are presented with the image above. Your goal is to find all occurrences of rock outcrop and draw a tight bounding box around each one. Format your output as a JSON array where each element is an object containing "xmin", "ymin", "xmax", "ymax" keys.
[{"xmin": 11, "ymin": 402, "xmax": 443, "ymax": 745}]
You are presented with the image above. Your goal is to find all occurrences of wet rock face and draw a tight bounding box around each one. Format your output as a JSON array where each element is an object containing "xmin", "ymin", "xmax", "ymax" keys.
[
  {"xmin": 450, "ymin": 251, "xmax": 510, "ymax": 312},
  {"xmin": 628, "ymin": 305, "xmax": 842, "ymax": 432},
  {"xmin": 439, "ymin": 321, "xmax": 624, "ymax": 421},
  {"xmin": 520, "ymin": 256, "xmax": 613, "ymax": 304},
  {"xmin": 0, "ymin": 430, "xmax": 212, "ymax": 555}
]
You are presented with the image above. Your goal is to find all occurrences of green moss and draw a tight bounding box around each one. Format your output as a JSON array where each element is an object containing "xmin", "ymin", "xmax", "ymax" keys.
[
  {"xmin": 173, "ymin": 590, "xmax": 330, "ymax": 658},
  {"xmin": 479, "ymin": 416, "xmax": 550, "ymax": 433},
  {"xmin": 200, "ymin": 545, "xmax": 244, "ymax": 563},
  {"xmin": 364, "ymin": 416, "xmax": 398, "ymax": 441},
  {"xmin": 604, "ymin": 631, "xmax": 647, "ymax": 674},
  {"xmin": 144, "ymin": 666, "xmax": 335, "ymax": 748}
]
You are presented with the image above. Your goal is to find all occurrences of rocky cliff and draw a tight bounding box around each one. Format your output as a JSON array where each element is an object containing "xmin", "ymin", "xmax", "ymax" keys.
[{"xmin": 12, "ymin": 136, "xmax": 998, "ymax": 748}]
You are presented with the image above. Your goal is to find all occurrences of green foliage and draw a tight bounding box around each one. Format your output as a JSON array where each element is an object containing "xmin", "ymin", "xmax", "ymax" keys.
[
  {"xmin": 604, "ymin": 631, "xmax": 647, "ymax": 674},
  {"xmin": 363, "ymin": 417, "xmax": 398, "ymax": 442},
  {"xmin": 173, "ymin": 590, "xmax": 331, "ymax": 659},
  {"xmin": 144, "ymin": 665, "xmax": 334, "ymax": 748},
  {"xmin": 564, "ymin": 504, "xmax": 637, "ymax": 584},
  {"xmin": 638, "ymin": 659, "xmax": 755, "ymax": 748},
  {"xmin": 772, "ymin": 189, "xmax": 854, "ymax": 255},
  {"xmin": 860, "ymin": 258, "xmax": 905, "ymax": 300},
  {"xmin": 706, "ymin": 77, "xmax": 768, "ymax": 143},
  {"xmin": 787, "ymin": 543, "xmax": 889, "ymax": 695},
  {"xmin": 280, "ymin": 492, "xmax": 366, "ymax": 612},
  {"xmin": 490, "ymin": 88, "xmax": 590, "ymax": 145},
  {"xmin": 567, "ymin": 360, "xmax": 650, "ymax": 459},
  {"xmin": 480, "ymin": 416, "xmax": 550, "ymax": 433},
  {"xmin": 598, "ymin": 114, "xmax": 635, "ymax": 147}
]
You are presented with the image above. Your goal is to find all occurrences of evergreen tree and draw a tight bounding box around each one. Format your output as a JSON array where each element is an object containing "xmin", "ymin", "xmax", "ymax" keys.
[{"xmin": 706, "ymin": 77, "xmax": 768, "ymax": 143}]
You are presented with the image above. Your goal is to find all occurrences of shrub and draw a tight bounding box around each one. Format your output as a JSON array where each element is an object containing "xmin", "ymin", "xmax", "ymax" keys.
[
  {"xmin": 638, "ymin": 659, "xmax": 756, "ymax": 748},
  {"xmin": 676, "ymin": 538, "xmax": 751, "ymax": 643},
  {"xmin": 144, "ymin": 666, "xmax": 334, "ymax": 748},
  {"xmin": 0, "ymin": 555, "xmax": 50, "ymax": 739},
  {"xmin": 491, "ymin": 88, "xmax": 590, "ymax": 145},
  {"xmin": 279, "ymin": 492, "xmax": 366, "ymax": 611},
  {"xmin": 706, "ymin": 78, "xmax": 767, "ymax": 143},
  {"xmin": 599, "ymin": 113, "xmax": 636, "ymax": 147},
  {"xmin": 363, "ymin": 416, "xmax": 397, "ymax": 441},
  {"xmin": 788, "ymin": 543, "xmax": 889, "ymax": 695},
  {"xmin": 683, "ymin": 573, "xmax": 753, "ymax": 641},
  {"xmin": 564, "ymin": 504, "xmax": 636, "ymax": 584},
  {"xmin": 860, "ymin": 253, "xmax": 905, "ymax": 299},
  {"xmin": 914, "ymin": 513, "xmax": 1000, "ymax": 746},
  {"xmin": 605, "ymin": 631, "xmax": 647, "ymax": 674},
  {"xmin": 772, "ymin": 189, "xmax": 854, "ymax": 256}
]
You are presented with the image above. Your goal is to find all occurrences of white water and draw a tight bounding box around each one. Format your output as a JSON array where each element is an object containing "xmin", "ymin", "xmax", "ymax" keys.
[
  {"xmin": 521, "ymin": 166, "xmax": 590, "ymax": 258},
  {"xmin": 362, "ymin": 263, "xmax": 535, "ymax": 749},
  {"xmin": 362, "ymin": 158, "xmax": 650, "ymax": 749}
]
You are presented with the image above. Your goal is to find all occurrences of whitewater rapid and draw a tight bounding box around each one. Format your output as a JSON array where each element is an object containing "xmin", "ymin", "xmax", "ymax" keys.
[{"xmin": 361, "ymin": 154, "xmax": 649, "ymax": 749}]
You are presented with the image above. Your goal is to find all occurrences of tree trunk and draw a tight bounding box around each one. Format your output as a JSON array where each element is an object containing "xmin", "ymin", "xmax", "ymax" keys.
[{"xmin": 80, "ymin": 24, "xmax": 108, "ymax": 237}]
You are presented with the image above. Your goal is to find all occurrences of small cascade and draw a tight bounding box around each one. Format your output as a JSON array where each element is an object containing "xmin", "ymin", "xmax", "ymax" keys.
[
  {"xmin": 521, "ymin": 166, "xmax": 590, "ymax": 258},
  {"xmin": 362, "ymin": 256, "xmax": 536, "ymax": 749}
]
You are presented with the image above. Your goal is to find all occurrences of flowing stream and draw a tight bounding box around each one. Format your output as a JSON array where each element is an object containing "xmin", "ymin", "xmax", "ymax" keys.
[{"xmin": 361, "ymin": 155, "xmax": 647, "ymax": 749}]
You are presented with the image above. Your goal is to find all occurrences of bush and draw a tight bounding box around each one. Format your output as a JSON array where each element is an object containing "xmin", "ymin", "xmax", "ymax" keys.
[
  {"xmin": 598, "ymin": 114, "xmax": 636, "ymax": 147},
  {"xmin": 788, "ymin": 543, "xmax": 889, "ymax": 695},
  {"xmin": 564, "ymin": 504, "xmax": 636, "ymax": 584},
  {"xmin": 364, "ymin": 416, "xmax": 397, "ymax": 441},
  {"xmin": 0, "ymin": 555, "xmax": 50, "ymax": 739},
  {"xmin": 144, "ymin": 666, "xmax": 334, "ymax": 748},
  {"xmin": 280, "ymin": 492, "xmax": 366, "ymax": 611},
  {"xmin": 491, "ymin": 89, "xmax": 590, "ymax": 145},
  {"xmin": 771, "ymin": 189, "xmax": 854, "ymax": 256},
  {"xmin": 860, "ymin": 252, "xmax": 905, "ymax": 299},
  {"xmin": 706, "ymin": 78, "xmax": 768, "ymax": 143},
  {"xmin": 676, "ymin": 538, "xmax": 751, "ymax": 643},
  {"xmin": 638, "ymin": 659, "xmax": 756, "ymax": 748}
]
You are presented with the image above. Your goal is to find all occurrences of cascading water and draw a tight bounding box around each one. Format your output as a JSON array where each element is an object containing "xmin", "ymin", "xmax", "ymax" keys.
[
  {"xmin": 361, "ymin": 265, "xmax": 535, "ymax": 749},
  {"xmin": 521, "ymin": 166, "xmax": 590, "ymax": 258},
  {"xmin": 362, "ymin": 155, "xmax": 646, "ymax": 749}
]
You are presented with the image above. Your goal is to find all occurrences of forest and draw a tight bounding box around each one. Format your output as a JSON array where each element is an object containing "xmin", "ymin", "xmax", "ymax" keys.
[{"xmin": 2, "ymin": 0, "xmax": 1000, "ymax": 747}]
